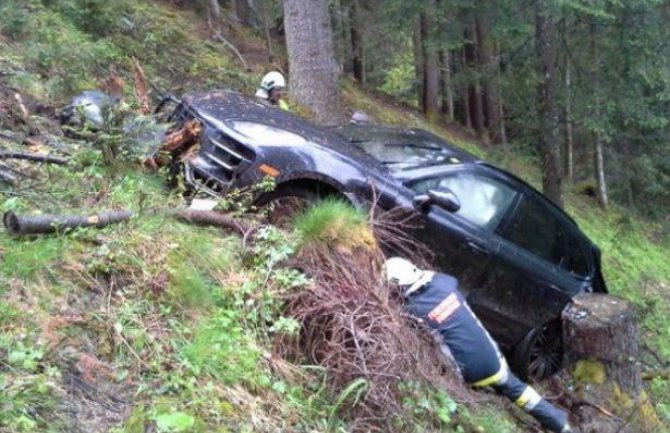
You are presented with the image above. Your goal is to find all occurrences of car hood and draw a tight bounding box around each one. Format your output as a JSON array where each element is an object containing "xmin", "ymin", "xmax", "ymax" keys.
[{"xmin": 182, "ymin": 90, "xmax": 387, "ymax": 172}]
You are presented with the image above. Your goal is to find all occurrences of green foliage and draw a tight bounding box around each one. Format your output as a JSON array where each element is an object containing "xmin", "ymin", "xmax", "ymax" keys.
[
  {"xmin": 380, "ymin": 50, "xmax": 419, "ymax": 106},
  {"xmin": 292, "ymin": 198, "xmax": 369, "ymax": 246},
  {"xmin": 41, "ymin": 0, "xmax": 132, "ymax": 36},
  {"xmin": 153, "ymin": 411, "xmax": 196, "ymax": 432},
  {"xmin": 0, "ymin": 235, "xmax": 68, "ymax": 279},
  {"xmin": 180, "ymin": 309, "xmax": 261, "ymax": 385}
]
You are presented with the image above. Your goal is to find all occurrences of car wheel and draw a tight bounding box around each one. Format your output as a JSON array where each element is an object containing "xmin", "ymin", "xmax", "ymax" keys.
[
  {"xmin": 511, "ymin": 321, "xmax": 563, "ymax": 382},
  {"xmin": 255, "ymin": 186, "xmax": 320, "ymax": 227}
]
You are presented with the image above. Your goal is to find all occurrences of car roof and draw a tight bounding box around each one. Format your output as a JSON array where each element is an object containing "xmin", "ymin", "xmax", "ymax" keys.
[
  {"xmin": 332, "ymin": 124, "xmax": 478, "ymax": 165},
  {"xmin": 334, "ymin": 124, "xmax": 580, "ymax": 228},
  {"xmin": 182, "ymin": 90, "xmax": 385, "ymax": 170}
]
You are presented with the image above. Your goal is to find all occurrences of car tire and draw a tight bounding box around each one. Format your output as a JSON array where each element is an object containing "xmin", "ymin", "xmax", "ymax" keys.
[
  {"xmin": 255, "ymin": 186, "xmax": 320, "ymax": 226},
  {"xmin": 511, "ymin": 320, "xmax": 563, "ymax": 382}
]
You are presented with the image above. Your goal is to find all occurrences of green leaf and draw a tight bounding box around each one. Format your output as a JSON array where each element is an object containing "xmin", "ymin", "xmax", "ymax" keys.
[{"xmin": 154, "ymin": 412, "xmax": 195, "ymax": 432}]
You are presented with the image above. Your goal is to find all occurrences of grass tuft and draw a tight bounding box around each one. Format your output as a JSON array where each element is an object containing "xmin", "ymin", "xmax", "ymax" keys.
[{"xmin": 292, "ymin": 199, "xmax": 375, "ymax": 249}]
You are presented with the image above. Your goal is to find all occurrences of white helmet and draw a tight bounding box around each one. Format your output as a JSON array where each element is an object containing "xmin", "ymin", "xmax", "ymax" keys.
[
  {"xmin": 384, "ymin": 257, "xmax": 423, "ymax": 287},
  {"xmin": 255, "ymin": 71, "xmax": 286, "ymax": 100}
]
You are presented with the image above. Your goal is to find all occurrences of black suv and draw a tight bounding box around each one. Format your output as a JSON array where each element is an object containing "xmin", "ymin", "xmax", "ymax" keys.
[{"xmin": 165, "ymin": 90, "xmax": 607, "ymax": 380}]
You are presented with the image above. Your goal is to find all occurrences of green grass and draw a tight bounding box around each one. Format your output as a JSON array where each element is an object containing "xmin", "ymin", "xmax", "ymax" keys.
[{"xmin": 292, "ymin": 198, "xmax": 371, "ymax": 247}]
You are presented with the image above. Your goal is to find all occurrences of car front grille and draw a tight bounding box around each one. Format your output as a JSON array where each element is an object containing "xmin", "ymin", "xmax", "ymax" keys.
[{"xmin": 170, "ymin": 103, "xmax": 256, "ymax": 196}]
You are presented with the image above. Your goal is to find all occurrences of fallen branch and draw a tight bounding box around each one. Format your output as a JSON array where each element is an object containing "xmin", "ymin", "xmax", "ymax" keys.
[
  {"xmin": 132, "ymin": 57, "xmax": 151, "ymax": 115},
  {"xmin": 4, "ymin": 210, "xmax": 135, "ymax": 235},
  {"xmin": 642, "ymin": 370, "xmax": 670, "ymax": 381},
  {"xmin": 4, "ymin": 208, "xmax": 254, "ymax": 237},
  {"xmin": 171, "ymin": 209, "xmax": 254, "ymax": 235},
  {"xmin": 160, "ymin": 119, "xmax": 203, "ymax": 153},
  {"xmin": 572, "ymin": 399, "xmax": 616, "ymax": 418},
  {"xmin": 0, "ymin": 151, "xmax": 69, "ymax": 166},
  {"xmin": 13, "ymin": 92, "xmax": 29, "ymax": 121},
  {"xmin": 0, "ymin": 169, "xmax": 17, "ymax": 185},
  {"xmin": 212, "ymin": 30, "xmax": 250, "ymax": 71}
]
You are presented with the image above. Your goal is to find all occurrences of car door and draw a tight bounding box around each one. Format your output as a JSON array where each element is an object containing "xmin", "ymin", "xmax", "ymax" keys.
[
  {"xmin": 407, "ymin": 167, "xmax": 519, "ymax": 296},
  {"xmin": 473, "ymin": 189, "xmax": 595, "ymax": 346}
]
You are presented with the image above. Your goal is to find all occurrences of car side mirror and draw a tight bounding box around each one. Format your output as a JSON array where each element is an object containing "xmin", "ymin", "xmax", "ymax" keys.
[{"xmin": 413, "ymin": 188, "xmax": 461, "ymax": 213}]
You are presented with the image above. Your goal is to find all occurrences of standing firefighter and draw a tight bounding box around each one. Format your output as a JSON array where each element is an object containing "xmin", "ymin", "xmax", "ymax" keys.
[
  {"xmin": 255, "ymin": 71, "xmax": 290, "ymax": 111},
  {"xmin": 384, "ymin": 257, "xmax": 573, "ymax": 433}
]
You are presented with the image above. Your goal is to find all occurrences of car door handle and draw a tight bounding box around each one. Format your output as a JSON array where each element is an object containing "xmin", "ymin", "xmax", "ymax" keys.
[{"xmin": 466, "ymin": 241, "xmax": 490, "ymax": 255}]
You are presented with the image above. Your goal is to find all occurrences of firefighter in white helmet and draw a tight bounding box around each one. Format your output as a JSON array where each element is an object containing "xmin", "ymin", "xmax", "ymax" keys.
[
  {"xmin": 384, "ymin": 257, "xmax": 573, "ymax": 433},
  {"xmin": 255, "ymin": 71, "xmax": 290, "ymax": 111}
]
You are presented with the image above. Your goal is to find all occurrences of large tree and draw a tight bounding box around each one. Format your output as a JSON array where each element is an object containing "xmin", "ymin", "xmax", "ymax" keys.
[
  {"xmin": 534, "ymin": 0, "xmax": 562, "ymax": 206},
  {"xmin": 283, "ymin": 0, "xmax": 344, "ymax": 125}
]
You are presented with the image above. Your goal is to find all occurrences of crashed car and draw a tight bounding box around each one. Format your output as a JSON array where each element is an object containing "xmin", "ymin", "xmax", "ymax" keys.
[{"xmin": 163, "ymin": 89, "xmax": 608, "ymax": 380}]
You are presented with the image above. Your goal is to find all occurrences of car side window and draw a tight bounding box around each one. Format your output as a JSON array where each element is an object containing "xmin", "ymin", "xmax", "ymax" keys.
[
  {"xmin": 501, "ymin": 196, "xmax": 590, "ymax": 276},
  {"xmin": 410, "ymin": 172, "xmax": 517, "ymax": 231}
]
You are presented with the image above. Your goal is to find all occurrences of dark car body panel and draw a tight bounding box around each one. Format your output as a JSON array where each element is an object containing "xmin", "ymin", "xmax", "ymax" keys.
[{"xmin": 169, "ymin": 90, "xmax": 607, "ymax": 354}]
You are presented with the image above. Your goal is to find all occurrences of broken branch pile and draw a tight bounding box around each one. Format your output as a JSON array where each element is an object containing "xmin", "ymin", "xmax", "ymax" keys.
[{"xmin": 281, "ymin": 209, "xmax": 470, "ymax": 431}]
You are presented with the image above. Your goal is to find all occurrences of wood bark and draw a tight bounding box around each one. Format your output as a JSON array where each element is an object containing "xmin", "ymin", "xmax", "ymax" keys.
[
  {"xmin": 465, "ymin": 20, "xmax": 485, "ymax": 135},
  {"xmin": 208, "ymin": 0, "xmax": 221, "ymax": 19},
  {"xmin": 594, "ymin": 131, "xmax": 609, "ymax": 209},
  {"xmin": 534, "ymin": 0, "xmax": 563, "ymax": 206},
  {"xmin": 461, "ymin": 47, "xmax": 472, "ymax": 129},
  {"xmin": 0, "ymin": 152, "xmax": 69, "ymax": 166},
  {"xmin": 413, "ymin": 19, "xmax": 425, "ymax": 112},
  {"xmin": 283, "ymin": 0, "xmax": 345, "ymax": 126},
  {"xmin": 564, "ymin": 60, "xmax": 574, "ymax": 182},
  {"xmin": 440, "ymin": 50, "xmax": 455, "ymax": 122},
  {"xmin": 562, "ymin": 294, "xmax": 642, "ymax": 397},
  {"xmin": 420, "ymin": 0, "xmax": 440, "ymax": 122},
  {"xmin": 350, "ymin": 0, "xmax": 365, "ymax": 83},
  {"xmin": 475, "ymin": 8, "xmax": 497, "ymax": 141},
  {"xmin": 4, "ymin": 210, "xmax": 134, "ymax": 235},
  {"xmin": 496, "ymin": 48, "xmax": 507, "ymax": 145},
  {"xmin": 590, "ymin": 25, "xmax": 609, "ymax": 209},
  {"xmin": 234, "ymin": 0, "xmax": 252, "ymax": 26}
]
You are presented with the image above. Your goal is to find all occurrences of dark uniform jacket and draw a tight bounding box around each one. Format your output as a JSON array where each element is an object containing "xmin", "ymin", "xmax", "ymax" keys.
[{"xmin": 403, "ymin": 272, "xmax": 502, "ymax": 384}]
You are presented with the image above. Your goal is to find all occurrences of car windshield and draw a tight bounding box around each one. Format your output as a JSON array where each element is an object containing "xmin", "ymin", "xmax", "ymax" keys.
[{"xmin": 356, "ymin": 140, "xmax": 459, "ymax": 170}]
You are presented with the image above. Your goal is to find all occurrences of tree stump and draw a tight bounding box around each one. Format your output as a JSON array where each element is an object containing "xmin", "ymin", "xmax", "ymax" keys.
[{"xmin": 562, "ymin": 293, "xmax": 642, "ymax": 396}]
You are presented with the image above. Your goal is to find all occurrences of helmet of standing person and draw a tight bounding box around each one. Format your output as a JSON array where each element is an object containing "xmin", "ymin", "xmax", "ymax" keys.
[
  {"xmin": 384, "ymin": 257, "xmax": 423, "ymax": 287},
  {"xmin": 255, "ymin": 71, "xmax": 286, "ymax": 100}
]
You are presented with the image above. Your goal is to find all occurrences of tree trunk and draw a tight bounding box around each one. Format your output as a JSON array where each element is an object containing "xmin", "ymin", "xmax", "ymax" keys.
[
  {"xmin": 564, "ymin": 60, "xmax": 574, "ymax": 182},
  {"xmin": 594, "ymin": 131, "xmax": 608, "ymax": 209},
  {"xmin": 350, "ymin": 0, "xmax": 365, "ymax": 83},
  {"xmin": 234, "ymin": 0, "xmax": 252, "ymax": 26},
  {"xmin": 260, "ymin": 0, "xmax": 274, "ymax": 62},
  {"xmin": 466, "ymin": 19, "xmax": 485, "ymax": 136},
  {"xmin": 461, "ymin": 47, "xmax": 472, "ymax": 129},
  {"xmin": 440, "ymin": 50, "xmax": 455, "ymax": 122},
  {"xmin": 475, "ymin": 8, "xmax": 498, "ymax": 142},
  {"xmin": 534, "ymin": 0, "xmax": 562, "ymax": 206},
  {"xmin": 283, "ymin": 0, "xmax": 344, "ymax": 125},
  {"xmin": 207, "ymin": 0, "xmax": 221, "ymax": 20},
  {"xmin": 413, "ymin": 19, "xmax": 425, "ymax": 111},
  {"xmin": 562, "ymin": 294, "xmax": 642, "ymax": 397},
  {"xmin": 421, "ymin": 0, "xmax": 440, "ymax": 122},
  {"xmin": 496, "ymin": 46, "xmax": 507, "ymax": 145}
]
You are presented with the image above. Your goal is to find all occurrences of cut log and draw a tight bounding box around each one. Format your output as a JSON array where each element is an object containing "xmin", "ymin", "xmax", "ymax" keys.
[
  {"xmin": 4, "ymin": 210, "xmax": 134, "ymax": 235},
  {"xmin": 562, "ymin": 293, "xmax": 642, "ymax": 396},
  {"xmin": 0, "ymin": 151, "xmax": 69, "ymax": 165}
]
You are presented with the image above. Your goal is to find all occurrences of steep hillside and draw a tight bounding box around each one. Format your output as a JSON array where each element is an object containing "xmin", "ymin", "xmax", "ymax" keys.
[{"xmin": 1, "ymin": 1, "xmax": 669, "ymax": 432}]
